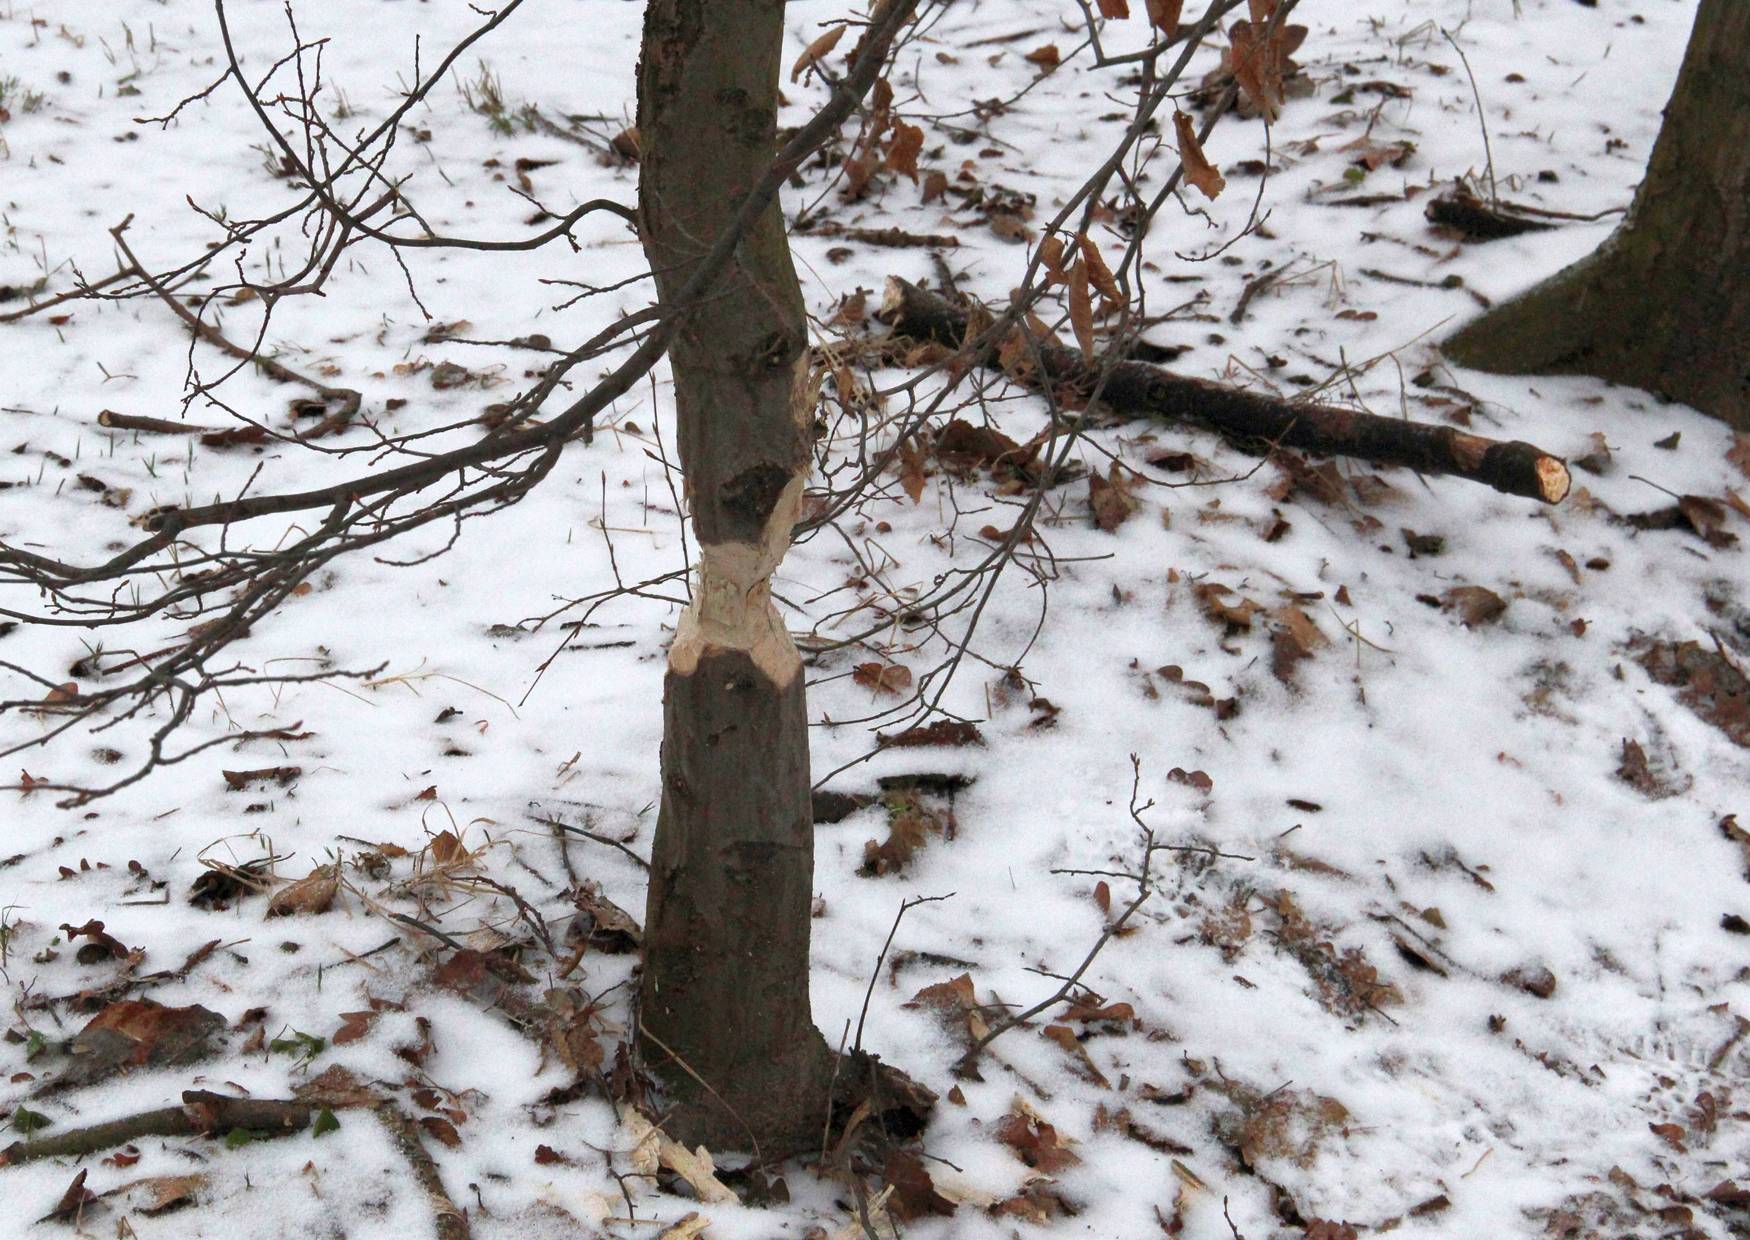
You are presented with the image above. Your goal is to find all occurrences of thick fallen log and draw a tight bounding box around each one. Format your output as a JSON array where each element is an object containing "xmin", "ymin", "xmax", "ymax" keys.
[{"xmin": 880, "ymin": 277, "xmax": 1570, "ymax": 505}]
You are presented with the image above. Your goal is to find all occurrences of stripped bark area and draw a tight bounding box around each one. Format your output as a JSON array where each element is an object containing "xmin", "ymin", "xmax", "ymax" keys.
[
  {"xmin": 881, "ymin": 277, "xmax": 1570, "ymax": 504},
  {"xmin": 1443, "ymin": 0, "xmax": 1750, "ymax": 430},
  {"xmin": 634, "ymin": 0, "xmax": 831, "ymax": 1154}
]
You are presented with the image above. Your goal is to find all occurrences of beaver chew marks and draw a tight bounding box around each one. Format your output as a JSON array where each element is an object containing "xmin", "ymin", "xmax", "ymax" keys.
[{"xmin": 668, "ymin": 473, "xmax": 802, "ymax": 684}]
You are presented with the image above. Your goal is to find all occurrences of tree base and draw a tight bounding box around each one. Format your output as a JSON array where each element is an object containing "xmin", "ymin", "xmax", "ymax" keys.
[
  {"xmin": 641, "ymin": 1039, "xmax": 936, "ymax": 1163},
  {"xmin": 641, "ymin": 1027, "xmax": 837, "ymax": 1158},
  {"xmin": 1443, "ymin": 241, "xmax": 1750, "ymax": 433},
  {"xmin": 1442, "ymin": 248, "xmax": 1615, "ymax": 378},
  {"xmin": 1442, "ymin": 0, "xmax": 1750, "ymax": 432},
  {"xmin": 637, "ymin": 643, "xmax": 934, "ymax": 1161}
]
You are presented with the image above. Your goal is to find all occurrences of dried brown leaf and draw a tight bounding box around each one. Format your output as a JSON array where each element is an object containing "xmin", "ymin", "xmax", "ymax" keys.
[
  {"xmin": 1228, "ymin": 20, "xmax": 1286, "ymax": 120},
  {"xmin": 1172, "ymin": 110, "xmax": 1225, "ymax": 199},
  {"xmin": 267, "ymin": 863, "xmax": 339, "ymax": 917},
  {"xmin": 1145, "ymin": 0, "xmax": 1184, "ymax": 35},
  {"xmin": 884, "ymin": 1149, "xmax": 957, "ymax": 1220},
  {"xmin": 1089, "ymin": 462, "xmax": 1141, "ymax": 532},
  {"xmin": 294, "ymin": 1064, "xmax": 384, "ymax": 1109},
  {"xmin": 419, "ymin": 1115, "xmax": 462, "ymax": 1148},
  {"xmin": 1678, "ymin": 494, "xmax": 1735, "ymax": 547},
  {"xmin": 853, "ymin": 662, "xmax": 914, "ymax": 696},
  {"xmin": 1269, "ymin": 605, "xmax": 1325, "ymax": 685},
  {"xmin": 1501, "ymin": 964, "xmax": 1558, "ymax": 999},
  {"xmin": 905, "ymin": 973, "xmax": 991, "ymax": 1042},
  {"xmin": 1067, "ymin": 258, "xmax": 1096, "ymax": 357},
  {"xmin": 994, "ymin": 1098, "xmax": 1081, "ymax": 1174},
  {"xmin": 791, "ymin": 24, "xmax": 847, "ymax": 82},
  {"xmin": 116, "ymin": 1173, "xmax": 207, "ymax": 1216},
  {"xmin": 876, "ymin": 719, "xmax": 984, "ymax": 748},
  {"xmin": 1616, "ymin": 737, "xmax": 1670, "ymax": 797},
  {"xmin": 429, "ymin": 829, "xmax": 468, "ymax": 868},
  {"xmin": 1195, "ymin": 582, "xmax": 1262, "ymax": 631},
  {"xmin": 897, "ymin": 436, "xmax": 928, "ymax": 504},
  {"xmin": 936, "ymin": 419, "xmax": 1025, "ymax": 469},
  {"xmin": 332, "ymin": 1011, "xmax": 376, "ymax": 1046},
  {"xmin": 45, "ymin": 1170, "xmax": 96, "ymax": 1223},
  {"xmin": 861, "ymin": 800, "xmax": 943, "ymax": 876},
  {"xmin": 222, "ymin": 765, "xmax": 301, "ymax": 791},
  {"xmin": 1037, "ymin": 235, "xmax": 1068, "ymax": 282},
  {"xmin": 1727, "ymin": 433, "xmax": 1750, "ymax": 480},
  {"xmin": 1442, "ymin": 585, "xmax": 1507, "ymax": 627},
  {"xmin": 1042, "ymin": 1024, "xmax": 1112, "ymax": 1088},
  {"xmin": 572, "ymin": 881, "xmax": 643, "ymax": 953},
  {"xmin": 886, "ymin": 121, "xmax": 924, "ymax": 181},
  {"xmin": 1077, "ymin": 234, "xmax": 1121, "ymax": 303}
]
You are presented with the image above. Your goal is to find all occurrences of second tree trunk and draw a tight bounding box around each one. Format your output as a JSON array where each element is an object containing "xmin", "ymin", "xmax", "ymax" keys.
[{"xmin": 1443, "ymin": 0, "xmax": 1750, "ymax": 430}]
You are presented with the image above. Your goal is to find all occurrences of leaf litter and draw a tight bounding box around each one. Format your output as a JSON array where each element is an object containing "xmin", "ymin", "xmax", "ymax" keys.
[{"xmin": 1, "ymin": 1, "xmax": 1747, "ymax": 1238}]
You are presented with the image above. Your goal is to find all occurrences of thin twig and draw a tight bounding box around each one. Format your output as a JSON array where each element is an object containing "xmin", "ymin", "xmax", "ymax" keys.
[
  {"xmin": 532, "ymin": 816, "xmax": 649, "ymax": 871},
  {"xmin": 855, "ymin": 893, "xmax": 955, "ymax": 1054},
  {"xmin": 1441, "ymin": 27, "xmax": 1498, "ymax": 206}
]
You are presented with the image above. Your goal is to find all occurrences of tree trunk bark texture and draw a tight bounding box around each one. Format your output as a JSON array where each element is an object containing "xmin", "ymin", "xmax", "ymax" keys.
[
  {"xmin": 634, "ymin": 0, "xmax": 831, "ymax": 1155},
  {"xmin": 1443, "ymin": 0, "xmax": 1750, "ymax": 430}
]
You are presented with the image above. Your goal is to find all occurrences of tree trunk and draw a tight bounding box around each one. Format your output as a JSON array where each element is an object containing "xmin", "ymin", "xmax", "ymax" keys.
[
  {"xmin": 634, "ymin": 0, "xmax": 832, "ymax": 1155},
  {"xmin": 1443, "ymin": 0, "xmax": 1750, "ymax": 430}
]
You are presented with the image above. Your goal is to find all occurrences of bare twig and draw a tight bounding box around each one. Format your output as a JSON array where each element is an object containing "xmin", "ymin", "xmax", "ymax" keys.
[{"xmin": 854, "ymin": 893, "xmax": 956, "ymax": 1054}]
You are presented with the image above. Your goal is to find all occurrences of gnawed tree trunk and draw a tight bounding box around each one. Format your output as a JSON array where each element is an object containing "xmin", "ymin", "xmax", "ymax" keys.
[
  {"xmin": 1443, "ymin": 0, "xmax": 1750, "ymax": 430},
  {"xmin": 635, "ymin": 0, "xmax": 831, "ymax": 1154}
]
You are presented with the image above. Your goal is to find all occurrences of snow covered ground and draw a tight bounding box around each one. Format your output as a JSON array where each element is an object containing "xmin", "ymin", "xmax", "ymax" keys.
[{"xmin": 3, "ymin": 0, "xmax": 1748, "ymax": 1236}]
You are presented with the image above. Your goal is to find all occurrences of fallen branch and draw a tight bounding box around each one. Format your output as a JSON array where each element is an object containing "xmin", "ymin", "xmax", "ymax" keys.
[
  {"xmin": 111, "ymin": 219, "xmax": 362, "ymax": 442},
  {"xmin": 2, "ymin": 1092, "xmax": 468, "ymax": 1238},
  {"xmin": 794, "ymin": 222, "xmax": 961, "ymax": 249},
  {"xmin": 1423, "ymin": 181, "xmax": 1561, "ymax": 242},
  {"xmin": 0, "ymin": 1091, "xmax": 310, "ymax": 1167},
  {"xmin": 532, "ymin": 814, "xmax": 650, "ymax": 870},
  {"xmin": 0, "ymin": 270, "xmax": 133, "ymax": 325},
  {"xmin": 376, "ymin": 1104, "xmax": 471, "ymax": 1240},
  {"xmin": 880, "ymin": 277, "xmax": 1570, "ymax": 504},
  {"xmin": 97, "ymin": 410, "xmax": 228, "ymax": 436}
]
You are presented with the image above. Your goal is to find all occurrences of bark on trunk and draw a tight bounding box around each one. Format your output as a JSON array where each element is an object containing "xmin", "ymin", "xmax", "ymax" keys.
[
  {"xmin": 635, "ymin": 0, "xmax": 832, "ymax": 1155},
  {"xmin": 1443, "ymin": 0, "xmax": 1750, "ymax": 430}
]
